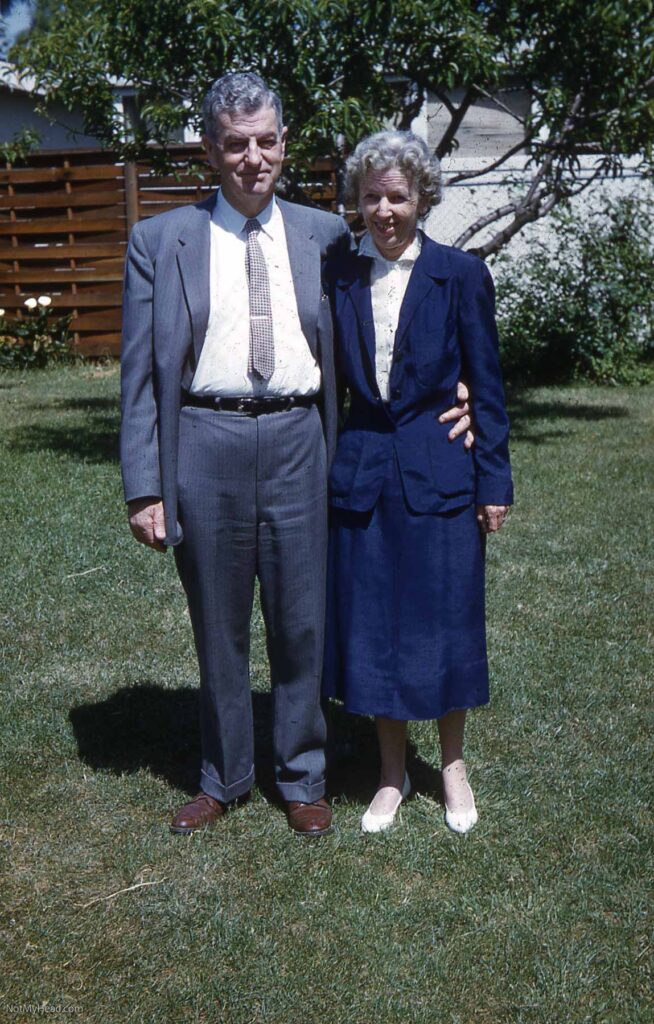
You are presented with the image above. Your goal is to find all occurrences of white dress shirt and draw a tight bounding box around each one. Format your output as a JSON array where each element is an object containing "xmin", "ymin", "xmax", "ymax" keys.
[
  {"xmin": 359, "ymin": 231, "xmax": 422, "ymax": 401},
  {"xmin": 191, "ymin": 190, "xmax": 321, "ymax": 397}
]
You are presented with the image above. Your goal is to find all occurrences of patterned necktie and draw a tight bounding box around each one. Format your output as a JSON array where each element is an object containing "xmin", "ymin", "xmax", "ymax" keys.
[{"xmin": 244, "ymin": 218, "xmax": 275, "ymax": 380}]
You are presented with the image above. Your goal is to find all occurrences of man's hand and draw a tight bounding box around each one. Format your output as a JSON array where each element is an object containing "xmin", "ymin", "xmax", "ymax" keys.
[
  {"xmin": 128, "ymin": 498, "xmax": 167, "ymax": 552},
  {"xmin": 439, "ymin": 381, "xmax": 474, "ymax": 449},
  {"xmin": 476, "ymin": 505, "xmax": 509, "ymax": 534}
]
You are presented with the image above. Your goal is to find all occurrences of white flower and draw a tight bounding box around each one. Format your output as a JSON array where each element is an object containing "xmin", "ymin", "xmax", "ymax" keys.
[
  {"xmin": 24, "ymin": 297, "xmax": 38, "ymax": 309},
  {"xmin": 37, "ymin": 295, "xmax": 52, "ymax": 307}
]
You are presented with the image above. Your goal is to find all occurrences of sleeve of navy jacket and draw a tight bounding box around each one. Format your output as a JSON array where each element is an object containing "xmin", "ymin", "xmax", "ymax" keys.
[{"xmin": 457, "ymin": 258, "xmax": 514, "ymax": 507}]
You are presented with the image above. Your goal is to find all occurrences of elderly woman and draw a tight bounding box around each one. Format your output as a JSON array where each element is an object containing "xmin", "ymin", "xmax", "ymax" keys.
[{"xmin": 323, "ymin": 130, "xmax": 513, "ymax": 834}]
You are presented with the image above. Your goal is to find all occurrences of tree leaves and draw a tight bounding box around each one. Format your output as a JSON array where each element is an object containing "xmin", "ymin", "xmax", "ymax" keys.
[{"xmin": 9, "ymin": 0, "xmax": 654, "ymax": 253}]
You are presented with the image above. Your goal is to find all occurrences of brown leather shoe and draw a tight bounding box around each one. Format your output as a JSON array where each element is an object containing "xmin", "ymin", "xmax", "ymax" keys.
[
  {"xmin": 170, "ymin": 792, "xmax": 227, "ymax": 834},
  {"xmin": 286, "ymin": 797, "xmax": 332, "ymax": 837}
]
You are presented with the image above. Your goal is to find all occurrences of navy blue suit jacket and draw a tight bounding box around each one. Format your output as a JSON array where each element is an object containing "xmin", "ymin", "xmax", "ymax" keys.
[{"xmin": 327, "ymin": 231, "xmax": 513, "ymax": 514}]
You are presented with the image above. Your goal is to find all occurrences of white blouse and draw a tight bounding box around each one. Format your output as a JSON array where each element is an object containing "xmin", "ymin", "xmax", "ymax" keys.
[{"xmin": 358, "ymin": 231, "xmax": 422, "ymax": 400}]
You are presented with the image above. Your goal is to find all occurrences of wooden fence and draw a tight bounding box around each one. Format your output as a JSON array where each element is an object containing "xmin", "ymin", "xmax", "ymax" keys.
[{"xmin": 0, "ymin": 146, "xmax": 339, "ymax": 355}]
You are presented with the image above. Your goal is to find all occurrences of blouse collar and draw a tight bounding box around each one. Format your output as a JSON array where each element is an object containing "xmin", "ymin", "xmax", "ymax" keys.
[{"xmin": 358, "ymin": 230, "xmax": 422, "ymax": 265}]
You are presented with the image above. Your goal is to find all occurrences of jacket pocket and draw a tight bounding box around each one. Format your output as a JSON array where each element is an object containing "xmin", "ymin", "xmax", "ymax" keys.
[{"xmin": 428, "ymin": 438, "xmax": 475, "ymax": 498}]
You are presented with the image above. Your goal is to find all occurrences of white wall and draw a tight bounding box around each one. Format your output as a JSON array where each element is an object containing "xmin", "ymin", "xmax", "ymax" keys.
[
  {"xmin": 422, "ymin": 87, "xmax": 531, "ymax": 157},
  {"xmin": 425, "ymin": 155, "xmax": 652, "ymax": 265}
]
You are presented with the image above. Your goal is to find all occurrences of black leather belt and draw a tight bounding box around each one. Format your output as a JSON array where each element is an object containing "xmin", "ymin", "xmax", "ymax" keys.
[{"xmin": 183, "ymin": 393, "xmax": 317, "ymax": 415}]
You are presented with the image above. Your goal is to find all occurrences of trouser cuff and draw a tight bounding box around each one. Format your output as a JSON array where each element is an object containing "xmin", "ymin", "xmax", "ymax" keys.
[
  {"xmin": 200, "ymin": 765, "xmax": 254, "ymax": 804},
  {"xmin": 276, "ymin": 778, "xmax": 326, "ymax": 803}
]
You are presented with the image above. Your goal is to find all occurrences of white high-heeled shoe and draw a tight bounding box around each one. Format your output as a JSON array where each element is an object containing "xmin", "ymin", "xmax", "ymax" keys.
[
  {"xmin": 444, "ymin": 779, "xmax": 478, "ymax": 834},
  {"xmin": 361, "ymin": 773, "xmax": 412, "ymax": 833}
]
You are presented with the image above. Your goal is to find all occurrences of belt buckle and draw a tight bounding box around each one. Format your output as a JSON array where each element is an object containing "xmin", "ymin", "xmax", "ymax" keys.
[{"xmin": 236, "ymin": 397, "xmax": 253, "ymax": 414}]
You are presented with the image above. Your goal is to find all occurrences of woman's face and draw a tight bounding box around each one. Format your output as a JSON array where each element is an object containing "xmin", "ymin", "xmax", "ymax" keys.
[{"xmin": 359, "ymin": 167, "xmax": 422, "ymax": 260}]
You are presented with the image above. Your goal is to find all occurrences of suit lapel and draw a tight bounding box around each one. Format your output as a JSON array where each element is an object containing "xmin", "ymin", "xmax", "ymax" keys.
[
  {"xmin": 341, "ymin": 257, "xmax": 378, "ymax": 390},
  {"xmin": 279, "ymin": 202, "xmax": 321, "ymax": 357},
  {"xmin": 176, "ymin": 195, "xmax": 214, "ymax": 363},
  {"xmin": 395, "ymin": 231, "xmax": 452, "ymax": 345}
]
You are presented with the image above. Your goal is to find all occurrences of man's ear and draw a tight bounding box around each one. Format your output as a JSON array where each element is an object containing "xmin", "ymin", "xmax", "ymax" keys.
[
  {"xmin": 280, "ymin": 125, "xmax": 288, "ymax": 160},
  {"xmin": 203, "ymin": 133, "xmax": 219, "ymax": 170}
]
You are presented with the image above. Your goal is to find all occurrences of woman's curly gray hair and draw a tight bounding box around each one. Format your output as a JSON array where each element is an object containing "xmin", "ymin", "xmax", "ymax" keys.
[{"xmin": 345, "ymin": 130, "xmax": 442, "ymax": 216}]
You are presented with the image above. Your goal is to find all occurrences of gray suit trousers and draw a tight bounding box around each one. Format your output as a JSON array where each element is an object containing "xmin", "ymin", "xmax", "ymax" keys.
[{"xmin": 174, "ymin": 403, "xmax": 328, "ymax": 803}]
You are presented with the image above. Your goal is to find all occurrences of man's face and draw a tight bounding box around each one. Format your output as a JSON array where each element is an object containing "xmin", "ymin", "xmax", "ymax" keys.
[{"xmin": 203, "ymin": 104, "xmax": 287, "ymax": 216}]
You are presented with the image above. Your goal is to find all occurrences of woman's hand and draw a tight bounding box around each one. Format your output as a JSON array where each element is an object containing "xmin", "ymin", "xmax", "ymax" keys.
[{"xmin": 476, "ymin": 504, "xmax": 509, "ymax": 534}]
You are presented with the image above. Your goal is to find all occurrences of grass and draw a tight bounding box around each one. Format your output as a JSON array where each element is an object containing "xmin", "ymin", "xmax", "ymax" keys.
[{"xmin": 1, "ymin": 365, "xmax": 652, "ymax": 1024}]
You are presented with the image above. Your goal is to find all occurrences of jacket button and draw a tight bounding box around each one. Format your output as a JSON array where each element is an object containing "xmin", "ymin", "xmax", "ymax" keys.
[
  {"xmin": 391, "ymin": 387, "xmax": 401, "ymax": 399},
  {"xmin": 394, "ymin": 351, "xmax": 404, "ymax": 363}
]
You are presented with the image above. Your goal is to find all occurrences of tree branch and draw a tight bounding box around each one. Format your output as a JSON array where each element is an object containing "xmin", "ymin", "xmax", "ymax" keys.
[
  {"xmin": 469, "ymin": 163, "xmax": 606, "ymax": 259},
  {"xmin": 435, "ymin": 85, "xmax": 480, "ymax": 159},
  {"xmin": 431, "ymin": 89, "xmax": 456, "ymax": 118},
  {"xmin": 522, "ymin": 91, "xmax": 585, "ymax": 206},
  {"xmin": 446, "ymin": 135, "xmax": 534, "ymax": 185},
  {"xmin": 471, "ymin": 83, "xmax": 528, "ymax": 126},
  {"xmin": 567, "ymin": 73, "xmax": 654, "ymax": 129},
  {"xmin": 453, "ymin": 93, "xmax": 591, "ymax": 254},
  {"xmin": 466, "ymin": 206, "xmax": 541, "ymax": 258},
  {"xmin": 276, "ymin": 171, "xmax": 324, "ymax": 209},
  {"xmin": 453, "ymin": 200, "xmax": 523, "ymax": 248},
  {"xmin": 396, "ymin": 84, "xmax": 426, "ymax": 131},
  {"xmin": 557, "ymin": 163, "xmax": 604, "ymax": 201}
]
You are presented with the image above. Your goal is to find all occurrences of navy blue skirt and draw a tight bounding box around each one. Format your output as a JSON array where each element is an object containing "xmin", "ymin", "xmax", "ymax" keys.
[{"xmin": 323, "ymin": 454, "xmax": 489, "ymax": 721}]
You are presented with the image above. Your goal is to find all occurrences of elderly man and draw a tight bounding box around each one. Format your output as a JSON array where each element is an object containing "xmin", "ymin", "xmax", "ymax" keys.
[{"xmin": 120, "ymin": 72, "xmax": 470, "ymax": 837}]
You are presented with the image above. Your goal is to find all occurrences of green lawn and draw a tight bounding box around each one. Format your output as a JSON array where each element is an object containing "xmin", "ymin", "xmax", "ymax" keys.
[{"xmin": 1, "ymin": 366, "xmax": 652, "ymax": 1024}]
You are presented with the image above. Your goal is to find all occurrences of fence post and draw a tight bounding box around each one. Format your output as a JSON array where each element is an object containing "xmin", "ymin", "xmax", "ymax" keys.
[{"xmin": 124, "ymin": 161, "xmax": 139, "ymax": 233}]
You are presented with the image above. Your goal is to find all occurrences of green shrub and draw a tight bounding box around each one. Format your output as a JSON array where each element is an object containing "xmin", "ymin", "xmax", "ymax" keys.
[
  {"xmin": 0, "ymin": 298, "xmax": 75, "ymax": 369},
  {"xmin": 492, "ymin": 195, "xmax": 654, "ymax": 384}
]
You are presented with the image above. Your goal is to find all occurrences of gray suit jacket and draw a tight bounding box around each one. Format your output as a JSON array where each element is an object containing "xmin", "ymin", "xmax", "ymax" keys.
[{"xmin": 120, "ymin": 192, "xmax": 351, "ymax": 545}]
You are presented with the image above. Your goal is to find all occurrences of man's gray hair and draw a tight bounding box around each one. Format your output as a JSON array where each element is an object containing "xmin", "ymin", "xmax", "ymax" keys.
[
  {"xmin": 346, "ymin": 130, "xmax": 442, "ymax": 215},
  {"xmin": 202, "ymin": 72, "xmax": 284, "ymax": 141}
]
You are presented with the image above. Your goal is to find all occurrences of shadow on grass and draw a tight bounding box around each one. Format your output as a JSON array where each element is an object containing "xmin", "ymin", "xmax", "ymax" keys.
[
  {"xmin": 69, "ymin": 683, "xmax": 440, "ymax": 805},
  {"xmin": 507, "ymin": 392, "xmax": 629, "ymax": 443},
  {"xmin": 10, "ymin": 396, "xmax": 120, "ymax": 462}
]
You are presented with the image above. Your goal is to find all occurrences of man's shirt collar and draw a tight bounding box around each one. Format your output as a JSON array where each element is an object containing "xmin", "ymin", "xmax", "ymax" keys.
[{"xmin": 214, "ymin": 188, "xmax": 277, "ymax": 239}]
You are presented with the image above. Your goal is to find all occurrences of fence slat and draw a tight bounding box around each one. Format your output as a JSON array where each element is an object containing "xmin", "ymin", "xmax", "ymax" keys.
[
  {"xmin": 0, "ymin": 288, "xmax": 123, "ymax": 308},
  {"xmin": 134, "ymin": 188, "xmax": 214, "ymax": 204},
  {"xmin": 136, "ymin": 202, "xmax": 206, "ymax": 217},
  {"xmin": 0, "ymin": 218, "xmax": 126, "ymax": 235},
  {"xmin": 0, "ymin": 166, "xmax": 125, "ymax": 184},
  {"xmin": 0, "ymin": 243, "xmax": 125, "ymax": 259},
  {"xmin": 138, "ymin": 174, "xmax": 214, "ymax": 187},
  {"xmin": 124, "ymin": 162, "xmax": 139, "ymax": 233},
  {"xmin": 70, "ymin": 310, "xmax": 122, "ymax": 330},
  {"xmin": 0, "ymin": 268, "xmax": 124, "ymax": 283},
  {"xmin": 0, "ymin": 190, "xmax": 125, "ymax": 210},
  {"xmin": 77, "ymin": 332, "xmax": 122, "ymax": 354}
]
